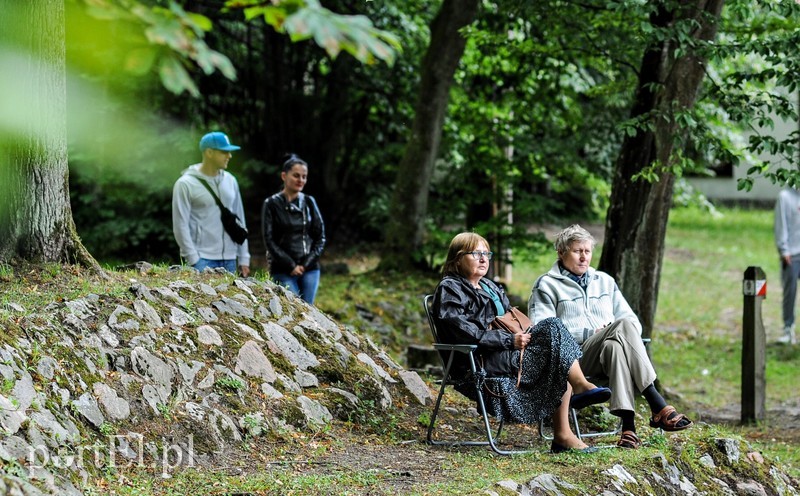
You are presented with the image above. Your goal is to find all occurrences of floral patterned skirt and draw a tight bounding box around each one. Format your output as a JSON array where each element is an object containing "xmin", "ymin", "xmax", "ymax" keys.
[{"xmin": 455, "ymin": 317, "xmax": 581, "ymax": 424}]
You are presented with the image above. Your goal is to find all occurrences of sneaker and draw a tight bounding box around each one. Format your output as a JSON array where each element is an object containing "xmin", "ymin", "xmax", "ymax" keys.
[{"xmin": 778, "ymin": 326, "xmax": 797, "ymax": 345}]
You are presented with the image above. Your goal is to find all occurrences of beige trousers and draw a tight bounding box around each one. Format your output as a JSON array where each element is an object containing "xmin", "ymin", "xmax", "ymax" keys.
[{"xmin": 579, "ymin": 318, "xmax": 656, "ymax": 413}]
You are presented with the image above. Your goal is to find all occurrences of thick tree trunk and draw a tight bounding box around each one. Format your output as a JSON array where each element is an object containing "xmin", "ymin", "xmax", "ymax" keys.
[
  {"xmin": 0, "ymin": 1, "xmax": 97, "ymax": 267},
  {"xmin": 379, "ymin": 0, "xmax": 480, "ymax": 271},
  {"xmin": 599, "ymin": 0, "xmax": 725, "ymax": 339}
]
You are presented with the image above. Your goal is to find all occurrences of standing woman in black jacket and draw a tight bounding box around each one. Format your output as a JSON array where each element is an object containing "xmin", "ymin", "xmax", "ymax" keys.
[{"xmin": 262, "ymin": 154, "xmax": 326, "ymax": 304}]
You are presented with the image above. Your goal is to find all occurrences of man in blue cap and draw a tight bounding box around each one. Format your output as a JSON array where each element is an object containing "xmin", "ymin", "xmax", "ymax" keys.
[{"xmin": 172, "ymin": 132, "xmax": 251, "ymax": 276}]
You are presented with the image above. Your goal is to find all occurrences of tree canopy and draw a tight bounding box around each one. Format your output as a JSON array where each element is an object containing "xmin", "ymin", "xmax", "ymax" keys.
[{"xmin": 2, "ymin": 0, "xmax": 798, "ymax": 278}]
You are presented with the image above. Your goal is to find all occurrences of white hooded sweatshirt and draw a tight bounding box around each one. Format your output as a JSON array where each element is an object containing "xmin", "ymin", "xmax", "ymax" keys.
[{"xmin": 172, "ymin": 164, "xmax": 250, "ymax": 267}]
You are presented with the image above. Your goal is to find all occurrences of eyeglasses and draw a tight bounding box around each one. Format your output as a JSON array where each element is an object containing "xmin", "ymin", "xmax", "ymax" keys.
[{"xmin": 465, "ymin": 251, "xmax": 493, "ymax": 260}]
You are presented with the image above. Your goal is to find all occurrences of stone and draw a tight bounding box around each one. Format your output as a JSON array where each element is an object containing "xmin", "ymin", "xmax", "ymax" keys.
[
  {"xmin": 236, "ymin": 323, "xmax": 264, "ymax": 342},
  {"xmin": 130, "ymin": 347, "xmax": 175, "ymax": 390},
  {"xmin": 735, "ymin": 480, "xmax": 767, "ymax": 496},
  {"xmin": 296, "ymin": 395, "xmax": 332, "ymax": 427},
  {"xmin": 169, "ymin": 306, "xmax": 193, "ymax": 326},
  {"xmin": 93, "ymin": 383, "xmax": 131, "ymax": 420},
  {"xmin": 108, "ymin": 305, "xmax": 140, "ymax": 332},
  {"xmin": 399, "ymin": 370, "xmax": 433, "ymax": 406},
  {"xmin": 212, "ymin": 297, "xmax": 254, "ymax": 319},
  {"xmin": 261, "ymin": 383, "xmax": 283, "ymax": 399},
  {"xmin": 12, "ymin": 374, "xmax": 36, "ymax": 412},
  {"xmin": 154, "ymin": 287, "xmax": 187, "ymax": 307},
  {"xmin": 185, "ymin": 402, "xmax": 206, "ymax": 423},
  {"xmin": 197, "ymin": 306, "xmax": 218, "ymax": 322},
  {"xmin": 97, "ymin": 325, "xmax": 120, "ymax": 348},
  {"xmin": 64, "ymin": 299, "xmax": 94, "ymax": 319},
  {"xmin": 268, "ymin": 296, "xmax": 282, "ymax": 318},
  {"xmin": 234, "ymin": 341, "xmax": 277, "ymax": 382},
  {"xmin": 36, "ymin": 357, "xmax": 59, "ymax": 381},
  {"xmin": 196, "ymin": 325, "xmax": 223, "ymax": 346},
  {"xmin": 301, "ymin": 308, "xmax": 342, "ymax": 341},
  {"xmin": 29, "ymin": 410, "xmax": 73, "ymax": 445},
  {"xmin": 71, "ymin": 393, "xmax": 104, "ymax": 428},
  {"xmin": 197, "ymin": 371, "xmax": 215, "ymax": 390},
  {"xmin": 141, "ymin": 384, "xmax": 170, "ymax": 415},
  {"xmin": 133, "ymin": 299, "xmax": 163, "ymax": 328},
  {"xmin": 277, "ymin": 374, "xmax": 302, "ymax": 393},
  {"xmin": 294, "ymin": 369, "xmax": 319, "ymax": 388},
  {"xmin": 177, "ymin": 360, "xmax": 205, "ymax": 384},
  {"xmin": 262, "ymin": 322, "xmax": 320, "ymax": 370},
  {"xmin": 0, "ymin": 435, "xmax": 32, "ymax": 461},
  {"xmin": 0, "ymin": 394, "xmax": 28, "ymax": 435},
  {"xmin": 699, "ymin": 454, "xmax": 716, "ymax": 468},
  {"xmin": 716, "ymin": 438, "xmax": 741, "ymax": 464},
  {"xmin": 357, "ymin": 353, "xmax": 397, "ymax": 383},
  {"xmin": 526, "ymin": 473, "xmax": 580, "ymax": 493}
]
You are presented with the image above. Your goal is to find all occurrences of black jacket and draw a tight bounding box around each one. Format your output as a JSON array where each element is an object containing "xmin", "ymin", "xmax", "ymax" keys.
[
  {"xmin": 261, "ymin": 192, "xmax": 326, "ymax": 274},
  {"xmin": 433, "ymin": 275, "xmax": 517, "ymax": 378}
]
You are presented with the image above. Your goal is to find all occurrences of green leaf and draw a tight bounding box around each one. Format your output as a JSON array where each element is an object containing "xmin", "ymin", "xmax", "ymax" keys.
[
  {"xmin": 186, "ymin": 12, "xmax": 213, "ymax": 32},
  {"xmin": 159, "ymin": 55, "xmax": 199, "ymax": 97},
  {"xmin": 124, "ymin": 47, "xmax": 158, "ymax": 75}
]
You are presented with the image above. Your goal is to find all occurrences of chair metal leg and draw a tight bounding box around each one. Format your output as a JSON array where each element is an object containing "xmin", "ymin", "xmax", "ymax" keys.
[
  {"xmin": 473, "ymin": 379, "xmax": 534, "ymax": 455},
  {"xmin": 426, "ymin": 351, "xmax": 533, "ymax": 455},
  {"xmin": 537, "ymin": 408, "xmax": 582, "ymax": 440},
  {"xmin": 571, "ymin": 407, "xmax": 581, "ymax": 439}
]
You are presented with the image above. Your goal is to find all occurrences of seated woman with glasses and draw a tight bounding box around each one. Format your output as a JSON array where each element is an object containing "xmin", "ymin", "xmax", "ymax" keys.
[{"xmin": 432, "ymin": 232, "xmax": 611, "ymax": 453}]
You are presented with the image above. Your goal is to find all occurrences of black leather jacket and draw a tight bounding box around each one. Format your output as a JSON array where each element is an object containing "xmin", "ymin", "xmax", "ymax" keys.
[
  {"xmin": 433, "ymin": 274, "xmax": 517, "ymax": 378},
  {"xmin": 261, "ymin": 192, "xmax": 326, "ymax": 274}
]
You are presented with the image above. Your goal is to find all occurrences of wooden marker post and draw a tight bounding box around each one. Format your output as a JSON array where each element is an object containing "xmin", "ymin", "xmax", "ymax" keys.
[{"xmin": 741, "ymin": 266, "xmax": 766, "ymax": 424}]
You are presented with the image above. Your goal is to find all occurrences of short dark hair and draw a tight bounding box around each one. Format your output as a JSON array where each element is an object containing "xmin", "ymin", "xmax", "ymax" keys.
[{"xmin": 442, "ymin": 232, "xmax": 490, "ymax": 277}]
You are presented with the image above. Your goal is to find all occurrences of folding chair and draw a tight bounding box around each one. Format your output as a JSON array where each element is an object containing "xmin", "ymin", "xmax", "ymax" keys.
[
  {"xmin": 423, "ymin": 294, "xmax": 534, "ymax": 455},
  {"xmin": 538, "ymin": 337, "xmax": 651, "ymax": 441}
]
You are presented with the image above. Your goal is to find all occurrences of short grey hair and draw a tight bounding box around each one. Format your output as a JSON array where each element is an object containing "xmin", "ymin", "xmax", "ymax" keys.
[{"xmin": 554, "ymin": 224, "xmax": 596, "ymax": 254}]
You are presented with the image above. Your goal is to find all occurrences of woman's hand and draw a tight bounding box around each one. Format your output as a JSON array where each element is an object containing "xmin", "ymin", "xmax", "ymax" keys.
[
  {"xmin": 514, "ymin": 332, "xmax": 531, "ymax": 349},
  {"xmin": 290, "ymin": 265, "xmax": 305, "ymax": 276}
]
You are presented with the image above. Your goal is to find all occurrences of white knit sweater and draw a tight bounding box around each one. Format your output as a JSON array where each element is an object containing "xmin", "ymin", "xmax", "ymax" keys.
[{"xmin": 528, "ymin": 262, "xmax": 642, "ymax": 344}]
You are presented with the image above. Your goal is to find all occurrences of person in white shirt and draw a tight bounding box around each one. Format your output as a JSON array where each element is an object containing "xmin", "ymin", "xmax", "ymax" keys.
[
  {"xmin": 774, "ymin": 187, "xmax": 800, "ymax": 345},
  {"xmin": 172, "ymin": 132, "xmax": 250, "ymax": 276}
]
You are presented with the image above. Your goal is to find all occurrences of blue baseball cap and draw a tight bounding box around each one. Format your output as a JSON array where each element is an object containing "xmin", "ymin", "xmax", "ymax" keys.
[{"xmin": 199, "ymin": 132, "xmax": 241, "ymax": 152}]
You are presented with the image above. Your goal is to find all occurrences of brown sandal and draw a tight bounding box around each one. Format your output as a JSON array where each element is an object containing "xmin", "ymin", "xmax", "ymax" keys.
[
  {"xmin": 649, "ymin": 405, "xmax": 693, "ymax": 431},
  {"xmin": 617, "ymin": 430, "xmax": 641, "ymax": 449}
]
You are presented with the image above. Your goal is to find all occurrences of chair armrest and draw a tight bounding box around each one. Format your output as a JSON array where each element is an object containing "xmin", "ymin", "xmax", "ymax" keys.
[{"xmin": 433, "ymin": 343, "xmax": 478, "ymax": 354}]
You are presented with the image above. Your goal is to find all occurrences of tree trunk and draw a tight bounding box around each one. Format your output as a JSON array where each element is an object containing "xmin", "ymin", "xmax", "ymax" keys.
[
  {"xmin": 599, "ymin": 0, "xmax": 725, "ymax": 339},
  {"xmin": 0, "ymin": 0, "xmax": 97, "ymax": 267},
  {"xmin": 379, "ymin": 0, "xmax": 480, "ymax": 271}
]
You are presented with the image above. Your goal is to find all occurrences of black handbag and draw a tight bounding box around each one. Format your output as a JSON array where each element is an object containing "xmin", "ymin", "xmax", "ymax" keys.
[{"xmin": 194, "ymin": 177, "xmax": 249, "ymax": 245}]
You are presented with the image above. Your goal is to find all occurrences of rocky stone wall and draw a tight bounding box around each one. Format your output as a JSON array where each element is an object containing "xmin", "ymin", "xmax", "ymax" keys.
[{"xmin": 0, "ymin": 274, "xmax": 432, "ymax": 495}]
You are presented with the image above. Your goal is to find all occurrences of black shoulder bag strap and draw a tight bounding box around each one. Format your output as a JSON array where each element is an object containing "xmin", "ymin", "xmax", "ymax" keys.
[{"xmin": 193, "ymin": 176, "xmax": 226, "ymax": 210}]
